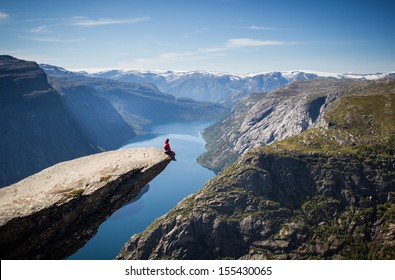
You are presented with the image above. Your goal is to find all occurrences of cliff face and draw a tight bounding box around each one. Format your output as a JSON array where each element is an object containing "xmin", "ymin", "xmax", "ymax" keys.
[
  {"xmin": 198, "ymin": 79, "xmax": 363, "ymax": 172},
  {"xmin": 51, "ymin": 80, "xmax": 136, "ymax": 150},
  {"xmin": 117, "ymin": 79, "xmax": 395, "ymax": 260},
  {"xmin": 0, "ymin": 56, "xmax": 100, "ymax": 187},
  {"xmin": 0, "ymin": 148, "xmax": 171, "ymax": 259}
]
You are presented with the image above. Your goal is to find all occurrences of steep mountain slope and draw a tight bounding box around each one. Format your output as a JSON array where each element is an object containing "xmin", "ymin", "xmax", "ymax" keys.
[
  {"xmin": 41, "ymin": 64, "xmax": 228, "ymax": 133},
  {"xmin": 117, "ymin": 79, "xmax": 395, "ymax": 260},
  {"xmin": 50, "ymin": 78, "xmax": 136, "ymax": 150},
  {"xmin": 0, "ymin": 57, "xmax": 228, "ymax": 188},
  {"xmin": 0, "ymin": 56, "xmax": 99, "ymax": 187},
  {"xmin": 198, "ymin": 79, "xmax": 364, "ymax": 172}
]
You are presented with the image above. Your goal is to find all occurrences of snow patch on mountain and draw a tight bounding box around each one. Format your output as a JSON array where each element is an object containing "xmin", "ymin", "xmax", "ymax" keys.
[{"xmin": 40, "ymin": 64, "xmax": 395, "ymax": 104}]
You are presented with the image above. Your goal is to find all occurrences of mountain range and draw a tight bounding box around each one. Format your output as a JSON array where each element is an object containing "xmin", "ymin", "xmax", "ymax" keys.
[
  {"xmin": 1, "ymin": 55, "xmax": 394, "ymax": 260},
  {"xmin": 83, "ymin": 68, "xmax": 395, "ymax": 105},
  {"xmin": 0, "ymin": 56, "xmax": 226, "ymax": 187},
  {"xmin": 40, "ymin": 63, "xmax": 395, "ymax": 106},
  {"xmin": 41, "ymin": 64, "xmax": 226, "ymax": 133}
]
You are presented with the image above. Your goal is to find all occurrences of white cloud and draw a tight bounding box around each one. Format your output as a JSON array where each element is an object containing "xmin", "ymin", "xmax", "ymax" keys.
[
  {"xmin": 224, "ymin": 25, "xmax": 288, "ymax": 31},
  {"xmin": 0, "ymin": 11, "xmax": 9, "ymax": 21},
  {"xmin": 134, "ymin": 37, "xmax": 289, "ymax": 66},
  {"xmin": 19, "ymin": 36, "xmax": 84, "ymax": 43},
  {"xmin": 226, "ymin": 38, "xmax": 286, "ymax": 48},
  {"xmin": 200, "ymin": 47, "xmax": 229, "ymax": 53},
  {"xmin": 70, "ymin": 16, "xmax": 151, "ymax": 27},
  {"xmin": 200, "ymin": 38, "xmax": 288, "ymax": 53}
]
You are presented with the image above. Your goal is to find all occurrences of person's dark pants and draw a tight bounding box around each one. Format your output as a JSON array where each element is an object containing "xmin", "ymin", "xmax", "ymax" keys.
[{"xmin": 165, "ymin": 151, "xmax": 176, "ymax": 160}]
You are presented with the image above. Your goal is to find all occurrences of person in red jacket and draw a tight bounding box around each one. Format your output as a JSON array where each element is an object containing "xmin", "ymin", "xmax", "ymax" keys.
[{"xmin": 164, "ymin": 138, "xmax": 176, "ymax": 161}]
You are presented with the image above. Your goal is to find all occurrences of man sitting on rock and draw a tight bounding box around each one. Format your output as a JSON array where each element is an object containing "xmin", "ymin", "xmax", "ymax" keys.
[{"xmin": 163, "ymin": 138, "xmax": 176, "ymax": 161}]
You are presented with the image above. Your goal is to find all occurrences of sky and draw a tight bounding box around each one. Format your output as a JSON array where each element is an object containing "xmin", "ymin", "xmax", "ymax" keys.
[{"xmin": 0, "ymin": 0, "xmax": 394, "ymax": 74}]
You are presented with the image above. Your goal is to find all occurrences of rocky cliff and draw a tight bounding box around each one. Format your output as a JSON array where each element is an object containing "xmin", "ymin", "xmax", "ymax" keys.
[
  {"xmin": 117, "ymin": 79, "xmax": 395, "ymax": 260},
  {"xmin": 0, "ymin": 55, "xmax": 100, "ymax": 187},
  {"xmin": 198, "ymin": 79, "xmax": 366, "ymax": 172},
  {"xmin": 0, "ymin": 148, "xmax": 171, "ymax": 259}
]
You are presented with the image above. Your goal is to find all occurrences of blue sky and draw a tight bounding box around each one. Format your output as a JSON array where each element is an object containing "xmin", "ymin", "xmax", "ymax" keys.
[{"xmin": 0, "ymin": 0, "xmax": 394, "ymax": 74}]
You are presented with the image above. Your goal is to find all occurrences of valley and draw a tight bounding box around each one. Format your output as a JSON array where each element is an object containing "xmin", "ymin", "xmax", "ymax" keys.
[
  {"xmin": 118, "ymin": 79, "xmax": 395, "ymax": 260},
  {"xmin": 0, "ymin": 56, "xmax": 225, "ymax": 187},
  {"xmin": 0, "ymin": 55, "xmax": 394, "ymax": 260}
]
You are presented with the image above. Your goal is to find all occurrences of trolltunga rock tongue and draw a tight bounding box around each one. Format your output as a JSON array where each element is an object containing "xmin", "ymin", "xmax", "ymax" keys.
[{"xmin": 0, "ymin": 147, "xmax": 171, "ymax": 259}]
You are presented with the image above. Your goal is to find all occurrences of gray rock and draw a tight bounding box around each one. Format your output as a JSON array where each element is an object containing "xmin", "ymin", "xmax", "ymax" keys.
[
  {"xmin": 0, "ymin": 148, "xmax": 171, "ymax": 259},
  {"xmin": 198, "ymin": 79, "xmax": 363, "ymax": 172},
  {"xmin": 0, "ymin": 55, "xmax": 100, "ymax": 187}
]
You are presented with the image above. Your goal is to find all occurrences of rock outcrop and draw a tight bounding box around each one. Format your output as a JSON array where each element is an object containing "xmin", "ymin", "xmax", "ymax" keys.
[
  {"xmin": 198, "ymin": 79, "xmax": 365, "ymax": 172},
  {"xmin": 0, "ymin": 148, "xmax": 171, "ymax": 259},
  {"xmin": 117, "ymin": 79, "xmax": 395, "ymax": 260}
]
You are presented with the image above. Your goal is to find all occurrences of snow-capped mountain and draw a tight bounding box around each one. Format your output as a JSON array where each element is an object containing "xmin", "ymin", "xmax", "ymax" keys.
[
  {"xmin": 40, "ymin": 64, "xmax": 395, "ymax": 105},
  {"xmin": 40, "ymin": 64, "xmax": 86, "ymax": 77},
  {"xmin": 87, "ymin": 69, "xmax": 318, "ymax": 103},
  {"xmin": 88, "ymin": 69, "xmax": 244, "ymax": 103},
  {"xmin": 88, "ymin": 69, "xmax": 395, "ymax": 104}
]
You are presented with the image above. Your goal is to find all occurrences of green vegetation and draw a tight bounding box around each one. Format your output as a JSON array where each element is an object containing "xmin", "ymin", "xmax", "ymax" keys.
[{"xmin": 263, "ymin": 93, "xmax": 395, "ymax": 158}]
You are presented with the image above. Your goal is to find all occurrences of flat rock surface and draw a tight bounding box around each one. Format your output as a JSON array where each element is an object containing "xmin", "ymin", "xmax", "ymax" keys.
[{"xmin": 0, "ymin": 147, "xmax": 168, "ymax": 226}]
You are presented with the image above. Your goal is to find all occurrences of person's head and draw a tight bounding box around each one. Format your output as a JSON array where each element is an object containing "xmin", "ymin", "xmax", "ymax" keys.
[{"xmin": 165, "ymin": 138, "xmax": 169, "ymax": 143}]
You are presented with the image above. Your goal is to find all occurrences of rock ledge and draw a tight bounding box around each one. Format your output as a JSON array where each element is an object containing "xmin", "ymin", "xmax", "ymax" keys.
[{"xmin": 0, "ymin": 147, "xmax": 171, "ymax": 259}]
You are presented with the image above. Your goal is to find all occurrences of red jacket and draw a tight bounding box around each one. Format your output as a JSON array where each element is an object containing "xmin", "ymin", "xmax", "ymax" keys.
[{"xmin": 164, "ymin": 142, "xmax": 172, "ymax": 153}]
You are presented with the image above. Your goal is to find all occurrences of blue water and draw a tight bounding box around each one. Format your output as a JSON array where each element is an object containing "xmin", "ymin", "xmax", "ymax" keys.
[{"xmin": 68, "ymin": 122, "xmax": 214, "ymax": 260}]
